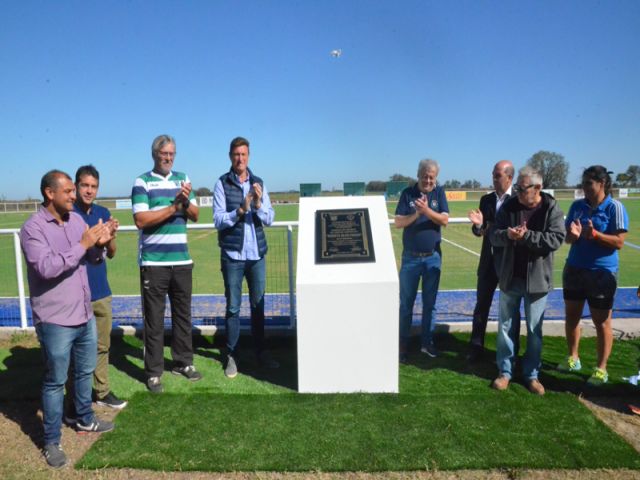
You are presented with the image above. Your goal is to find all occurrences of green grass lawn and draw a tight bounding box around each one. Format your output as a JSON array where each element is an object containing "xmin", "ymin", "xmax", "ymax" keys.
[
  {"xmin": 2, "ymin": 332, "xmax": 639, "ymax": 472},
  {"xmin": 1, "ymin": 199, "xmax": 638, "ymax": 297}
]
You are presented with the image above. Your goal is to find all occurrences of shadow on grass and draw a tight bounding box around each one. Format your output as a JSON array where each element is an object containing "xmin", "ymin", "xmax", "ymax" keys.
[
  {"xmin": 401, "ymin": 328, "xmax": 640, "ymax": 398},
  {"xmin": 109, "ymin": 333, "xmax": 146, "ymax": 385},
  {"xmin": 0, "ymin": 345, "xmax": 44, "ymax": 448},
  {"xmin": 107, "ymin": 332, "xmax": 298, "ymax": 391},
  {"xmin": 193, "ymin": 334, "xmax": 298, "ymax": 390}
]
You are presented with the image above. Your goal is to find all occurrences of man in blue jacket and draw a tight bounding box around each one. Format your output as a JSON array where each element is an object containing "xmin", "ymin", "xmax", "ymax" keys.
[{"xmin": 214, "ymin": 137, "xmax": 277, "ymax": 378}]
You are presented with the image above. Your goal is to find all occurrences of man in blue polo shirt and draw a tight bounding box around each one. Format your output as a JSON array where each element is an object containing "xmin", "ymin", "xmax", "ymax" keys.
[
  {"xmin": 73, "ymin": 165, "xmax": 127, "ymax": 409},
  {"xmin": 395, "ymin": 158, "xmax": 449, "ymax": 362}
]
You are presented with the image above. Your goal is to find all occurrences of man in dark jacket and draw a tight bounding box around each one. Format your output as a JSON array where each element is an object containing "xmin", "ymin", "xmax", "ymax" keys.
[
  {"xmin": 213, "ymin": 137, "xmax": 277, "ymax": 378},
  {"xmin": 467, "ymin": 160, "xmax": 519, "ymax": 362},
  {"xmin": 489, "ymin": 166, "xmax": 565, "ymax": 395}
]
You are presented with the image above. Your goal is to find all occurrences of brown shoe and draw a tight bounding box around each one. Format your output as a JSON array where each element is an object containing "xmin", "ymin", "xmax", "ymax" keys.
[
  {"xmin": 527, "ymin": 379, "xmax": 545, "ymax": 396},
  {"xmin": 492, "ymin": 375, "xmax": 510, "ymax": 391}
]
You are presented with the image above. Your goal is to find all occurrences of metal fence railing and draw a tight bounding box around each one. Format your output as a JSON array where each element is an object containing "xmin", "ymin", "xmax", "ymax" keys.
[{"xmin": 0, "ymin": 222, "xmax": 297, "ymax": 330}]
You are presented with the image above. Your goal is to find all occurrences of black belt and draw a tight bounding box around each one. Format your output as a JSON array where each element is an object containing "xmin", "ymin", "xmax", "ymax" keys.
[{"xmin": 407, "ymin": 251, "xmax": 433, "ymax": 257}]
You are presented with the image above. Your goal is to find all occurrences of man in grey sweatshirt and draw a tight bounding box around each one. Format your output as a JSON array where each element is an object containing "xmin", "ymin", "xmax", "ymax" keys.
[{"xmin": 489, "ymin": 166, "xmax": 565, "ymax": 396}]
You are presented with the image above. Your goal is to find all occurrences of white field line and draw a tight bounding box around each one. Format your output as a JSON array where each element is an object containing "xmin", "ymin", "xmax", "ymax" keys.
[
  {"xmin": 624, "ymin": 241, "xmax": 640, "ymax": 250},
  {"xmin": 441, "ymin": 236, "xmax": 480, "ymax": 257}
]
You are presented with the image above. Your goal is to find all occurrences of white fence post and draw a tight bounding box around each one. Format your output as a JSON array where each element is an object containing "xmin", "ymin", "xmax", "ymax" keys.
[
  {"xmin": 287, "ymin": 225, "xmax": 296, "ymax": 329},
  {"xmin": 13, "ymin": 232, "xmax": 28, "ymax": 329}
]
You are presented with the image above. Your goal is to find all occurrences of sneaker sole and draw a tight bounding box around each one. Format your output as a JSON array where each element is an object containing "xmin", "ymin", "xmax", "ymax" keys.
[
  {"xmin": 225, "ymin": 371, "xmax": 238, "ymax": 379},
  {"xmin": 421, "ymin": 350, "xmax": 437, "ymax": 358},
  {"xmin": 96, "ymin": 400, "xmax": 128, "ymax": 410},
  {"xmin": 76, "ymin": 424, "xmax": 115, "ymax": 434}
]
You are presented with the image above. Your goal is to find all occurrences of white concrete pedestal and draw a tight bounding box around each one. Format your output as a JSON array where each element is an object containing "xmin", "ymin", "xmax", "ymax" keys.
[{"xmin": 296, "ymin": 196, "xmax": 399, "ymax": 393}]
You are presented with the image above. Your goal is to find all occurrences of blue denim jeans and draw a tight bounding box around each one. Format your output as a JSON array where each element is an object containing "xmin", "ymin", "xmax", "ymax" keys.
[
  {"xmin": 497, "ymin": 279, "xmax": 547, "ymax": 381},
  {"xmin": 35, "ymin": 317, "xmax": 97, "ymax": 444},
  {"xmin": 221, "ymin": 255, "xmax": 266, "ymax": 356},
  {"xmin": 399, "ymin": 251, "xmax": 441, "ymax": 348}
]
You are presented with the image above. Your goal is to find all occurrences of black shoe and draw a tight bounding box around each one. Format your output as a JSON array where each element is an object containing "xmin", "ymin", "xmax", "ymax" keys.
[
  {"xmin": 76, "ymin": 417, "xmax": 115, "ymax": 433},
  {"xmin": 399, "ymin": 352, "xmax": 409, "ymax": 364},
  {"xmin": 96, "ymin": 391, "xmax": 128, "ymax": 409},
  {"xmin": 421, "ymin": 344, "xmax": 439, "ymax": 358},
  {"xmin": 171, "ymin": 365, "xmax": 203, "ymax": 381},
  {"xmin": 43, "ymin": 443, "xmax": 67, "ymax": 468},
  {"xmin": 146, "ymin": 376, "xmax": 164, "ymax": 393}
]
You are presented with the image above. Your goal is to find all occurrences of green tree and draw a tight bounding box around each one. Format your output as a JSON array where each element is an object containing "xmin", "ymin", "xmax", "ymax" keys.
[
  {"xmin": 195, "ymin": 187, "xmax": 212, "ymax": 196},
  {"xmin": 389, "ymin": 173, "xmax": 414, "ymax": 183},
  {"xmin": 365, "ymin": 181, "xmax": 387, "ymax": 192},
  {"xmin": 616, "ymin": 165, "xmax": 639, "ymax": 187},
  {"xmin": 461, "ymin": 179, "xmax": 481, "ymax": 189},
  {"xmin": 526, "ymin": 151, "xmax": 569, "ymax": 188},
  {"xmin": 443, "ymin": 179, "xmax": 461, "ymax": 189}
]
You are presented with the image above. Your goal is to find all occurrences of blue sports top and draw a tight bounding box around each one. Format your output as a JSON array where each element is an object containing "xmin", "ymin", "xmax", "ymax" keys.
[
  {"xmin": 395, "ymin": 184, "xmax": 449, "ymax": 254},
  {"xmin": 565, "ymin": 195, "xmax": 629, "ymax": 272},
  {"xmin": 73, "ymin": 202, "xmax": 112, "ymax": 301}
]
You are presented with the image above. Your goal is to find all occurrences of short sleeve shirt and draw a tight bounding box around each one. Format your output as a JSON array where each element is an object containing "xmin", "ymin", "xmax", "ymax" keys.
[
  {"xmin": 395, "ymin": 184, "xmax": 449, "ymax": 253},
  {"xmin": 131, "ymin": 170, "xmax": 196, "ymax": 266},
  {"xmin": 565, "ymin": 195, "xmax": 629, "ymax": 272},
  {"xmin": 73, "ymin": 203, "xmax": 112, "ymax": 301}
]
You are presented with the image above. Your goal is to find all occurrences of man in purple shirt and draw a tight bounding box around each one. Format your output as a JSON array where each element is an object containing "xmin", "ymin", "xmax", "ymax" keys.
[{"xmin": 20, "ymin": 170, "xmax": 117, "ymax": 468}]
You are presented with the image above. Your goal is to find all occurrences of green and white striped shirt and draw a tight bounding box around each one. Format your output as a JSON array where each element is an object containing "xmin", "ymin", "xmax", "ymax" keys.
[{"xmin": 131, "ymin": 170, "xmax": 196, "ymax": 266}]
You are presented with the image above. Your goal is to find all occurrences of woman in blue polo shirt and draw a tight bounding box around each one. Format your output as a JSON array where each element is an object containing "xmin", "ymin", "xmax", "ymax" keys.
[{"xmin": 558, "ymin": 166, "xmax": 629, "ymax": 385}]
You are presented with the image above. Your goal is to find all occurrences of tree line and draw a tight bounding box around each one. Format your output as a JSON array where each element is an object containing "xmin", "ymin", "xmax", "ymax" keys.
[
  {"xmin": 191, "ymin": 152, "xmax": 639, "ymax": 194},
  {"xmin": 363, "ymin": 151, "xmax": 639, "ymax": 192}
]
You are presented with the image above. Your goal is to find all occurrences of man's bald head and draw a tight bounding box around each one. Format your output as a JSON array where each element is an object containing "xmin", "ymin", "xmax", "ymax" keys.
[{"xmin": 492, "ymin": 160, "xmax": 515, "ymax": 196}]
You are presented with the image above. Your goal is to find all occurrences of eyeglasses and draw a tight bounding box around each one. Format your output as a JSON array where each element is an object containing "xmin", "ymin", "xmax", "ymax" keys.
[
  {"xmin": 513, "ymin": 184, "xmax": 535, "ymax": 194},
  {"xmin": 158, "ymin": 151, "xmax": 176, "ymax": 158}
]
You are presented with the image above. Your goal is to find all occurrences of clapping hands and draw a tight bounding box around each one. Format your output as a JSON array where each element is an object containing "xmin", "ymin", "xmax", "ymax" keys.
[
  {"xmin": 468, "ymin": 209, "xmax": 483, "ymax": 227},
  {"xmin": 507, "ymin": 221, "xmax": 528, "ymax": 241}
]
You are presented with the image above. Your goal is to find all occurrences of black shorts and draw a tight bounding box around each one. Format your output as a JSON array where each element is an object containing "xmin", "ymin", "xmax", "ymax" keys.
[{"xmin": 562, "ymin": 265, "xmax": 617, "ymax": 310}]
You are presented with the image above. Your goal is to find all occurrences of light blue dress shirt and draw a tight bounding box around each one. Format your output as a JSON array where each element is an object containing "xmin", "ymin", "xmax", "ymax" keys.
[{"xmin": 213, "ymin": 173, "xmax": 275, "ymax": 261}]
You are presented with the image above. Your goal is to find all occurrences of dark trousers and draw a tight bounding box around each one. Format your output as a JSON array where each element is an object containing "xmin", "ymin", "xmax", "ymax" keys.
[
  {"xmin": 140, "ymin": 265, "xmax": 194, "ymax": 377},
  {"xmin": 470, "ymin": 264, "xmax": 520, "ymax": 352}
]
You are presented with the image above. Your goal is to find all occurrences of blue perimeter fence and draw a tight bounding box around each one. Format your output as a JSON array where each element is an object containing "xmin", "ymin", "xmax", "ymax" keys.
[{"xmin": 1, "ymin": 289, "xmax": 639, "ymax": 330}]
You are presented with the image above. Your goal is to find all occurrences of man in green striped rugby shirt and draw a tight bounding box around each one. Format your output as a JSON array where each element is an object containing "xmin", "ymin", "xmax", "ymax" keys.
[{"xmin": 132, "ymin": 134, "xmax": 202, "ymax": 393}]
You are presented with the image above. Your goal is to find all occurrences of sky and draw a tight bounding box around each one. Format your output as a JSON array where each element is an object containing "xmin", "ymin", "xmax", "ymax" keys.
[{"xmin": 2, "ymin": 0, "xmax": 639, "ymax": 199}]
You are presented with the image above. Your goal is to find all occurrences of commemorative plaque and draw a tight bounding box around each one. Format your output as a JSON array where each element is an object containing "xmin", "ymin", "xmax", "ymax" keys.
[{"xmin": 315, "ymin": 208, "xmax": 375, "ymax": 264}]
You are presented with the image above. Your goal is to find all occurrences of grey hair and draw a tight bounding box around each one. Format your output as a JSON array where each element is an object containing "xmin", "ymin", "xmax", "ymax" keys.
[
  {"xmin": 517, "ymin": 166, "xmax": 543, "ymax": 187},
  {"xmin": 417, "ymin": 158, "xmax": 440, "ymax": 178},
  {"xmin": 151, "ymin": 134, "xmax": 176, "ymax": 161}
]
